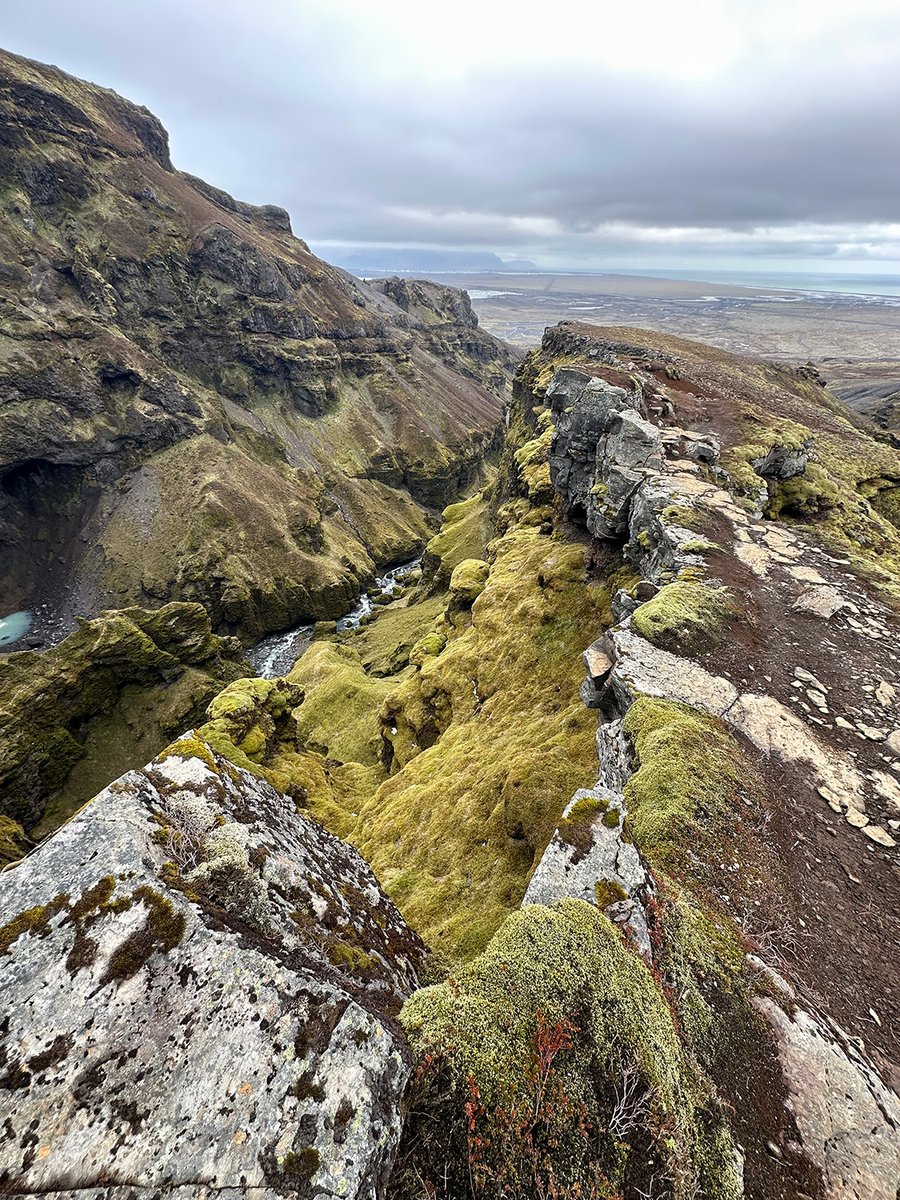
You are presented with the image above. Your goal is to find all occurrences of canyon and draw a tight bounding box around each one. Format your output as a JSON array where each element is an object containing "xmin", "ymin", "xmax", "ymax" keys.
[{"xmin": 0, "ymin": 48, "xmax": 899, "ymax": 1200}]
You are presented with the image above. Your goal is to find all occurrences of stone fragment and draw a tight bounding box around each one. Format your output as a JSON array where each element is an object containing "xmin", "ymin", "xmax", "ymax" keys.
[
  {"xmin": 791, "ymin": 586, "xmax": 855, "ymax": 618},
  {"xmin": 817, "ymin": 785, "xmax": 844, "ymax": 813},
  {"xmin": 870, "ymin": 771, "xmax": 900, "ymax": 812},
  {"xmin": 862, "ymin": 824, "xmax": 896, "ymax": 848},
  {"xmin": 885, "ymin": 730, "xmax": 900, "ymax": 756},
  {"xmin": 794, "ymin": 666, "xmax": 826, "ymax": 691},
  {"xmin": 856, "ymin": 723, "xmax": 886, "ymax": 741},
  {"xmin": 788, "ymin": 565, "xmax": 828, "ymax": 586},
  {"xmin": 875, "ymin": 680, "xmax": 896, "ymax": 707},
  {"xmin": 846, "ymin": 809, "xmax": 868, "ymax": 828},
  {"xmin": 583, "ymin": 639, "xmax": 614, "ymax": 684}
]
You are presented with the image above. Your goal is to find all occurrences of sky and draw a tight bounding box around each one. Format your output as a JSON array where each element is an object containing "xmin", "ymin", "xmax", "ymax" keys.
[{"xmin": 4, "ymin": 0, "xmax": 900, "ymax": 273}]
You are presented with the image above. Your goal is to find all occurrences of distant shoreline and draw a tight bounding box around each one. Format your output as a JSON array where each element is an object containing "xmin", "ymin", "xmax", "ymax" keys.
[{"xmin": 355, "ymin": 266, "xmax": 900, "ymax": 303}]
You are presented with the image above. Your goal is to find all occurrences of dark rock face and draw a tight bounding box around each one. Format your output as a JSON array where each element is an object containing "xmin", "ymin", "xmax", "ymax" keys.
[
  {"xmin": 0, "ymin": 739, "xmax": 427, "ymax": 1198},
  {"xmin": 0, "ymin": 50, "xmax": 517, "ymax": 641}
]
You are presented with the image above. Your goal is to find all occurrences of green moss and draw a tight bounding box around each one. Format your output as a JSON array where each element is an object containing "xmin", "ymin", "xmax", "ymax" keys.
[
  {"xmin": 513, "ymin": 424, "xmax": 555, "ymax": 503},
  {"xmin": 421, "ymin": 486, "xmax": 496, "ymax": 590},
  {"xmin": 0, "ymin": 603, "xmax": 245, "ymax": 838},
  {"xmin": 287, "ymin": 643, "xmax": 396, "ymax": 767},
  {"xmin": 622, "ymin": 697, "xmax": 753, "ymax": 867},
  {"xmin": 631, "ymin": 582, "xmax": 732, "ymax": 655},
  {"xmin": 409, "ymin": 630, "xmax": 446, "ymax": 667},
  {"xmin": 399, "ymin": 899, "xmax": 738, "ymax": 1198},
  {"xmin": 661, "ymin": 504, "xmax": 700, "ymax": 530},
  {"xmin": 0, "ymin": 815, "xmax": 30, "ymax": 866},
  {"xmin": 160, "ymin": 736, "xmax": 218, "ymax": 772},
  {"xmin": 327, "ymin": 939, "xmax": 378, "ymax": 973},
  {"xmin": 448, "ymin": 558, "xmax": 490, "ymax": 604},
  {"xmin": 341, "ymin": 594, "xmax": 445, "ymax": 676},
  {"xmin": 724, "ymin": 395, "xmax": 900, "ymax": 602},
  {"xmin": 100, "ymin": 885, "xmax": 187, "ymax": 984},
  {"xmin": 356, "ymin": 525, "xmax": 607, "ymax": 959},
  {"xmin": 0, "ymin": 895, "xmax": 68, "ymax": 955},
  {"xmin": 766, "ymin": 462, "xmax": 840, "ymax": 518},
  {"xmin": 594, "ymin": 879, "xmax": 628, "ymax": 908},
  {"xmin": 281, "ymin": 1148, "xmax": 320, "ymax": 1182}
]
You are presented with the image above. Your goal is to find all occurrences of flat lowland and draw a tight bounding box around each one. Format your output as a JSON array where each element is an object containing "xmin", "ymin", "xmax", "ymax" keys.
[{"xmin": 428, "ymin": 271, "xmax": 900, "ymax": 405}]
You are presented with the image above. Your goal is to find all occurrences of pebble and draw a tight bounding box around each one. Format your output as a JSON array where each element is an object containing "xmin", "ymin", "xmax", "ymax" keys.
[
  {"xmin": 794, "ymin": 666, "xmax": 826, "ymax": 691},
  {"xmin": 876, "ymin": 681, "xmax": 896, "ymax": 707},
  {"xmin": 846, "ymin": 810, "xmax": 868, "ymax": 829},
  {"xmin": 856, "ymin": 723, "xmax": 886, "ymax": 741}
]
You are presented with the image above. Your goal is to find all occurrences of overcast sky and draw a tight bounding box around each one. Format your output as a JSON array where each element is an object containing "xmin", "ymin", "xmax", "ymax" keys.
[{"xmin": 4, "ymin": 0, "xmax": 900, "ymax": 272}]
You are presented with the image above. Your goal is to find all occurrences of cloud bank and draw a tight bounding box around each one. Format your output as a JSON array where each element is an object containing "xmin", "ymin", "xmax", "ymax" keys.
[{"xmin": 4, "ymin": 0, "xmax": 900, "ymax": 269}]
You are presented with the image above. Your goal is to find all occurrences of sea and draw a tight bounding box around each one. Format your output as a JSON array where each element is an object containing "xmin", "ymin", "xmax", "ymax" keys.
[{"xmin": 571, "ymin": 268, "xmax": 900, "ymax": 300}]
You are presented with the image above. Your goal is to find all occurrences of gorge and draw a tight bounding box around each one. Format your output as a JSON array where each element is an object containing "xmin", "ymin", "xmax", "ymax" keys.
[{"xmin": 0, "ymin": 47, "xmax": 899, "ymax": 1200}]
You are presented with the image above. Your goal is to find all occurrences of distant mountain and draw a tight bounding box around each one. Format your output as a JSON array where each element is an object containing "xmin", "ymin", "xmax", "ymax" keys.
[{"xmin": 324, "ymin": 247, "xmax": 538, "ymax": 275}]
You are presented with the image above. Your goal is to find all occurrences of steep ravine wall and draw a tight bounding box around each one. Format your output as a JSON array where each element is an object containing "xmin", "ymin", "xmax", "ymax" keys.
[{"xmin": 0, "ymin": 48, "xmax": 517, "ymax": 645}]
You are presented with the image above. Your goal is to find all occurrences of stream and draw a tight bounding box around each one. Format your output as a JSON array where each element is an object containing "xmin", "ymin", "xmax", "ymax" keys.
[{"xmin": 247, "ymin": 557, "xmax": 422, "ymax": 679}]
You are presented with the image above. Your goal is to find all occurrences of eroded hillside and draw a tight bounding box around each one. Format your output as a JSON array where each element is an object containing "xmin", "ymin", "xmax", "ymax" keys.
[
  {"xmin": 5, "ymin": 315, "xmax": 898, "ymax": 1198},
  {"xmin": 0, "ymin": 49, "xmax": 516, "ymax": 643},
  {"xmin": 1, "ymin": 49, "xmax": 899, "ymax": 1200}
]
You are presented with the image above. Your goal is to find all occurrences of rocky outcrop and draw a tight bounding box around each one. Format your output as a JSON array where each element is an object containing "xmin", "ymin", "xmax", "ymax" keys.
[
  {"xmin": 0, "ymin": 603, "xmax": 248, "ymax": 841},
  {"xmin": 0, "ymin": 50, "xmax": 516, "ymax": 643},
  {"xmin": 0, "ymin": 738, "xmax": 426, "ymax": 1198},
  {"xmin": 520, "ymin": 322, "xmax": 900, "ymax": 1198}
]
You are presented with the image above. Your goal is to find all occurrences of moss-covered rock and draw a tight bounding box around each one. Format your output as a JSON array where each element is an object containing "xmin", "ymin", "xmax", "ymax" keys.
[
  {"xmin": 395, "ymin": 899, "xmax": 739, "ymax": 1200},
  {"xmin": 448, "ymin": 558, "xmax": 491, "ymax": 605},
  {"xmin": 0, "ymin": 49, "xmax": 515, "ymax": 641},
  {"xmin": 631, "ymin": 582, "xmax": 733, "ymax": 656},
  {"xmin": 0, "ymin": 815, "xmax": 31, "ymax": 867},
  {"xmin": 622, "ymin": 696, "xmax": 757, "ymax": 868},
  {"xmin": 0, "ymin": 603, "xmax": 247, "ymax": 836}
]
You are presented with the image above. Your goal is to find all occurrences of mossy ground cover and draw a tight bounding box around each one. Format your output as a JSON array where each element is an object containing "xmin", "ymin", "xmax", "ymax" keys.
[
  {"xmin": 353, "ymin": 524, "xmax": 607, "ymax": 959},
  {"xmin": 393, "ymin": 899, "xmax": 740, "ymax": 1200},
  {"xmin": 631, "ymin": 581, "xmax": 734, "ymax": 657},
  {"xmin": 722, "ymin": 390, "xmax": 900, "ymax": 602},
  {"xmin": 622, "ymin": 696, "xmax": 756, "ymax": 870}
]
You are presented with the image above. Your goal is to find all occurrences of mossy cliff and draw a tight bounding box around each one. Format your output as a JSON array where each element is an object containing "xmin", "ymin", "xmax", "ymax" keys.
[
  {"xmin": 0, "ymin": 602, "xmax": 247, "ymax": 843},
  {"xmin": 0, "ymin": 49, "xmax": 517, "ymax": 641},
  {"xmin": 187, "ymin": 461, "xmax": 606, "ymax": 961}
]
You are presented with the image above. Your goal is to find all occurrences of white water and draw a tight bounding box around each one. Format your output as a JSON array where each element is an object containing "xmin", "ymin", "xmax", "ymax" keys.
[{"xmin": 248, "ymin": 556, "xmax": 422, "ymax": 679}]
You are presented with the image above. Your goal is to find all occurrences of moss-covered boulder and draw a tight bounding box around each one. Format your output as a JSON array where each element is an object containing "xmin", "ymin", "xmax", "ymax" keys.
[
  {"xmin": 448, "ymin": 557, "xmax": 491, "ymax": 605},
  {"xmin": 394, "ymin": 899, "xmax": 739, "ymax": 1200},
  {"xmin": 631, "ymin": 581, "xmax": 733, "ymax": 656},
  {"xmin": 0, "ymin": 602, "xmax": 247, "ymax": 839}
]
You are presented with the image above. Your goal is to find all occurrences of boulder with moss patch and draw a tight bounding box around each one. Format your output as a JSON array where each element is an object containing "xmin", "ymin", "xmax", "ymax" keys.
[
  {"xmin": 0, "ymin": 602, "xmax": 248, "ymax": 838},
  {"xmin": 0, "ymin": 737, "xmax": 427, "ymax": 1197}
]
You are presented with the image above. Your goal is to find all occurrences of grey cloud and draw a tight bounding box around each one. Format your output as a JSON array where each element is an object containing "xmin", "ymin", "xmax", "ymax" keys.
[{"xmin": 4, "ymin": 0, "xmax": 900, "ymax": 266}]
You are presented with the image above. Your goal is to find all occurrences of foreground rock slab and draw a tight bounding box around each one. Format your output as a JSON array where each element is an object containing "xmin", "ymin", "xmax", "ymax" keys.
[{"xmin": 0, "ymin": 738, "xmax": 426, "ymax": 1199}]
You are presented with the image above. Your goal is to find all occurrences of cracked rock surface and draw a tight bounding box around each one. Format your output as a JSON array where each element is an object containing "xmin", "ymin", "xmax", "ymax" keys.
[{"xmin": 0, "ymin": 739, "xmax": 426, "ymax": 1199}]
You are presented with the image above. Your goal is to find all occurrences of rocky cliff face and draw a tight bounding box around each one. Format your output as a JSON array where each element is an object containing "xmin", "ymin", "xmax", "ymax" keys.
[
  {"xmin": 2, "ymin": 45, "xmax": 900, "ymax": 1200},
  {"xmin": 0, "ymin": 50, "xmax": 516, "ymax": 644},
  {"xmin": 2, "ymin": 319, "xmax": 899, "ymax": 1199}
]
